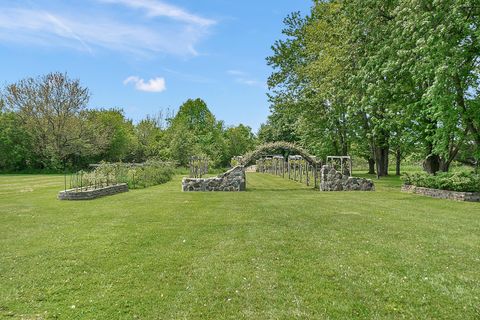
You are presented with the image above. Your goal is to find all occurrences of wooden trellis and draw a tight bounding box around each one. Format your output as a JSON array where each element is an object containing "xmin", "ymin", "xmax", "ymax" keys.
[
  {"xmin": 326, "ymin": 156, "xmax": 353, "ymax": 176},
  {"xmin": 189, "ymin": 156, "xmax": 209, "ymax": 178},
  {"xmin": 287, "ymin": 155, "xmax": 319, "ymax": 187},
  {"xmin": 256, "ymin": 155, "xmax": 283, "ymax": 175},
  {"xmin": 256, "ymin": 154, "xmax": 320, "ymax": 188}
]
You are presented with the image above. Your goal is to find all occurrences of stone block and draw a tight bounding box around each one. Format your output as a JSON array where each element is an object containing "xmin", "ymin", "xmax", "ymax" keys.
[
  {"xmin": 182, "ymin": 166, "xmax": 246, "ymax": 192},
  {"xmin": 58, "ymin": 183, "xmax": 129, "ymax": 200},
  {"xmin": 319, "ymin": 165, "xmax": 374, "ymax": 192},
  {"xmin": 401, "ymin": 185, "xmax": 480, "ymax": 202}
]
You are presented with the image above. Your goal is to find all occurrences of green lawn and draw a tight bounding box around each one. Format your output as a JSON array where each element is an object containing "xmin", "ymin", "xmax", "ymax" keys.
[{"xmin": 0, "ymin": 173, "xmax": 479, "ymax": 319}]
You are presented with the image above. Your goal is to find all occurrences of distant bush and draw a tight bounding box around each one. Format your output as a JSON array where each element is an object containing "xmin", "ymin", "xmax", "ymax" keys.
[
  {"xmin": 72, "ymin": 161, "xmax": 174, "ymax": 190},
  {"xmin": 402, "ymin": 172, "xmax": 480, "ymax": 193}
]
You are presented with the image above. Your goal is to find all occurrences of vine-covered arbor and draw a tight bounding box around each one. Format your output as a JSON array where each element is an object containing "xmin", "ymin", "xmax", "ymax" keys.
[
  {"xmin": 256, "ymin": 154, "xmax": 319, "ymax": 187},
  {"xmin": 256, "ymin": 155, "xmax": 286, "ymax": 177},
  {"xmin": 240, "ymin": 142, "xmax": 322, "ymax": 188},
  {"xmin": 327, "ymin": 156, "xmax": 353, "ymax": 176},
  {"xmin": 240, "ymin": 142, "xmax": 321, "ymax": 167}
]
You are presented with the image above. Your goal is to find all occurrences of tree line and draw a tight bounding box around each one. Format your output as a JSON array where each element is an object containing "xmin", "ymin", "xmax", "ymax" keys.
[
  {"xmin": 259, "ymin": 0, "xmax": 479, "ymax": 175},
  {"xmin": 0, "ymin": 73, "xmax": 257, "ymax": 172}
]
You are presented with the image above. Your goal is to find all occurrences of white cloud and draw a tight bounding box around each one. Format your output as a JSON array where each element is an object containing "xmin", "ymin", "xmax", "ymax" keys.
[
  {"xmin": 0, "ymin": 3, "xmax": 214, "ymax": 57},
  {"xmin": 123, "ymin": 76, "xmax": 166, "ymax": 92},
  {"xmin": 98, "ymin": 0, "xmax": 216, "ymax": 26},
  {"xmin": 227, "ymin": 70, "xmax": 266, "ymax": 88}
]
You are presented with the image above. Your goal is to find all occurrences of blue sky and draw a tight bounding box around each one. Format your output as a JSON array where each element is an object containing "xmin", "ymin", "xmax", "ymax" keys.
[{"xmin": 0, "ymin": 0, "xmax": 312, "ymax": 131}]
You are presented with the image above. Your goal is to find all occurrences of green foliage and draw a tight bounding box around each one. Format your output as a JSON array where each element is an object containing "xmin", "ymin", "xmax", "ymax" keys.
[
  {"xmin": 402, "ymin": 172, "xmax": 480, "ymax": 193},
  {"xmin": 224, "ymin": 124, "xmax": 257, "ymax": 161},
  {"xmin": 86, "ymin": 109, "xmax": 137, "ymax": 162},
  {"xmin": 134, "ymin": 116, "xmax": 165, "ymax": 162},
  {"xmin": 0, "ymin": 75, "xmax": 257, "ymax": 171},
  {"xmin": 127, "ymin": 162, "xmax": 174, "ymax": 189},
  {"xmin": 266, "ymin": 0, "xmax": 480, "ymax": 175},
  {"xmin": 2, "ymin": 72, "xmax": 93, "ymax": 169},
  {"xmin": 170, "ymin": 98, "xmax": 216, "ymax": 132},
  {"xmin": 264, "ymin": 11, "xmax": 308, "ymax": 146},
  {"xmin": 73, "ymin": 161, "xmax": 174, "ymax": 190},
  {"xmin": 167, "ymin": 98, "xmax": 227, "ymax": 167},
  {"xmin": 0, "ymin": 111, "xmax": 34, "ymax": 171},
  {"xmin": 168, "ymin": 121, "xmax": 200, "ymax": 167},
  {"xmin": 230, "ymin": 157, "xmax": 241, "ymax": 167}
]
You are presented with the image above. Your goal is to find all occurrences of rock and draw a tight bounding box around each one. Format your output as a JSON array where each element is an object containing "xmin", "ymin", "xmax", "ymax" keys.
[
  {"xmin": 319, "ymin": 165, "xmax": 374, "ymax": 192},
  {"xmin": 182, "ymin": 166, "xmax": 246, "ymax": 192}
]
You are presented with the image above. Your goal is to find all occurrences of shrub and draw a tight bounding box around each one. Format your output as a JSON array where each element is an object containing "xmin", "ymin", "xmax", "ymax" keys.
[
  {"xmin": 71, "ymin": 161, "xmax": 175, "ymax": 190},
  {"xmin": 128, "ymin": 161, "xmax": 175, "ymax": 188},
  {"xmin": 402, "ymin": 172, "xmax": 480, "ymax": 193}
]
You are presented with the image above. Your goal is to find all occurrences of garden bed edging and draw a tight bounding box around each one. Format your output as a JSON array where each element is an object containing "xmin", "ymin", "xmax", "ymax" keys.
[
  {"xmin": 58, "ymin": 183, "xmax": 129, "ymax": 200},
  {"xmin": 401, "ymin": 184, "xmax": 480, "ymax": 202}
]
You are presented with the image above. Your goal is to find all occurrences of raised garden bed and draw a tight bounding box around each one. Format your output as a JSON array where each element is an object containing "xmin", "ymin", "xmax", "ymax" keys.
[
  {"xmin": 58, "ymin": 183, "xmax": 128, "ymax": 200},
  {"xmin": 401, "ymin": 184, "xmax": 480, "ymax": 202}
]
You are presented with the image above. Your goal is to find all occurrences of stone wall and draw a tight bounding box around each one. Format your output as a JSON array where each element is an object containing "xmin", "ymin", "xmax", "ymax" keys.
[
  {"xmin": 320, "ymin": 165, "xmax": 375, "ymax": 191},
  {"xmin": 182, "ymin": 166, "xmax": 246, "ymax": 192},
  {"xmin": 58, "ymin": 183, "xmax": 129, "ymax": 200},
  {"xmin": 401, "ymin": 185, "xmax": 480, "ymax": 202}
]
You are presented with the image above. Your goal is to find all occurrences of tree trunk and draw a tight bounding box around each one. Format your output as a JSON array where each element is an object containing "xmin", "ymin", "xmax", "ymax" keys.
[
  {"xmin": 361, "ymin": 111, "xmax": 376, "ymax": 175},
  {"xmin": 368, "ymin": 158, "xmax": 375, "ymax": 174},
  {"xmin": 375, "ymin": 147, "xmax": 389, "ymax": 177},
  {"xmin": 374, "ymin": 125, "xmax": 390, "ymax": 177},
  {"xmin": 439, "ymin": 160, "xmax": 450, "ymax": 173},
  {"xmin": 335, "ymin": 118, "xmax": 349, "ymax": 156},
  {"xmin": 434, "ymin": 131, "xmax": 464, "ymax": 174},
  {"xmin": 423, "ymin": 154, "xmax": 440, "ymax": 174},
  {"xmin": 395, "ymin": 149, "xmax": 401, "ymax": 176}
]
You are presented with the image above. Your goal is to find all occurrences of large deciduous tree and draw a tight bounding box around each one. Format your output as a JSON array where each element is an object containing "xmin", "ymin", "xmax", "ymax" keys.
[
  {"xmin": 392, "ymin": 0, "xmax": 480, "ymax": 173},
  {"xmin": 265, "ymin": 0, "xmax": 480, "ymax": 175},
  {"xmin": 86, "ymin": 109, "xmax": 137, "ymax": 163},
  {"xmin": 0, "ymin": 111, "xmax": 33, "ymax": 171},
  {"xmin": 3, "ymin": 72, "xmax": 96, "ymax": 169},
  {"xmin": 224, "ymin": 124, "xmax": 257, "ymax": 161},
  {"xmin": 167, "ymin": 98, "xmax": 226, "ymax": 166}
]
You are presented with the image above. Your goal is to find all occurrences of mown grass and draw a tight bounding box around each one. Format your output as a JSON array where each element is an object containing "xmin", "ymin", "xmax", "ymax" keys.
[{"xmin": 0, "ymin": 173, "xmax": 479, "ymax": 319}]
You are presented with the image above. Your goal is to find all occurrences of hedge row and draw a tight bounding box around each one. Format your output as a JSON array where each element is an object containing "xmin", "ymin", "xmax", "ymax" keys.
[{"xmin": 402, "ymin": 172, "xmax": 480, "ymax": 193}]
